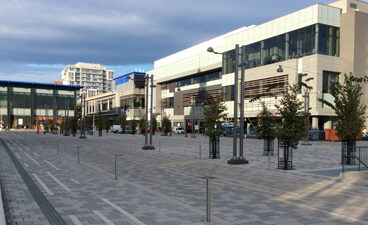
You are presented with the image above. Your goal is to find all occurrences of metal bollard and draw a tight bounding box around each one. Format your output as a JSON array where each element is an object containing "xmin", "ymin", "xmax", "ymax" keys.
[
  {"xmin": 199, "ymin": 145, "xmax": 202, "ymax": 159},
  {"xmin": 115, "ymin": 155, "xmax": 118, "ymax": 180},
  {"xmin": 56, "ymin": 141, "xmax": 59, "ymax": 154},
  {"xmin": 206, "ymin": 178, "xmax": 211, "ymax": 222},
  {"xmin": 77, "ymin": 146, "xmax": 80, "ymax": 164}
]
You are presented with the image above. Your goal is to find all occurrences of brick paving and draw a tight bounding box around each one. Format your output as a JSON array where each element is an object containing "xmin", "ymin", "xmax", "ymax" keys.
[{"xmin": 0, "ymin": 131, "xmax": 368, "ymax": 225}]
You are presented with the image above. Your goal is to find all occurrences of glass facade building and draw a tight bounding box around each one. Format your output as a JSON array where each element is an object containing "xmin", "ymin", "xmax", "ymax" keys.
[
  {"xmin": 0, "ymin": 81, "xmax": 81, "ymax": 129},
  {"xmin": 222, "ymin": 24, "xmax": 340, "ymax": 74}
]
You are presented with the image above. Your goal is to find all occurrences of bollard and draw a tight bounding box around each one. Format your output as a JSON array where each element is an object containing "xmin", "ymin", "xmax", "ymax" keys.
[
  {"xmin": 77, "ymin": 146, "xmax": 80, "ymax": 164},
  {"xmin": 115, "ymin": 155, "xmax": 118, "ymax": 180},
  {"xmin": 199, "ymin": 145, "xmax": 202, "ymax": 159},
  {"xmin": 206, "ymin": 178, "xmax": 211, "ymax": 223},
  {"xmin": 56, "ymin": 140, "xmax": 59, "ymax": 154}
]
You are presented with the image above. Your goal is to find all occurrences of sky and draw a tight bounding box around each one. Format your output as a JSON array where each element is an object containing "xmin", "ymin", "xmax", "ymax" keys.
[{"xmin": 0, "ymin": 0, "xmax": 334, "ymax": 83}]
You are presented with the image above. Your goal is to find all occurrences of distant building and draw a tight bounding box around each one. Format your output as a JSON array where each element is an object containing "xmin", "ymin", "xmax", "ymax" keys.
[
  {"xmin": 0, "ymin": 80, "xmax": 82, "ymax": 129},
  {"xmin": 61, "ymin": 62, "xmax": 114, "ymax": 97},
  {"xmin": 85, "ymin": 72, "xmax": 146, "ymax": 126}
]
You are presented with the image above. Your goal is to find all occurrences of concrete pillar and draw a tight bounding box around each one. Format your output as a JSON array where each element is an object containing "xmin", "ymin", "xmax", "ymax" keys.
[
  {"xmin": 247, "ymin": 123, "xmax": 251, "ymax": 135},
  {"xmin": 312, "ymin": 117, "xmax": 319, "ymax": 129},
  {"xmin": 324, "ymin": 120, "xmax": 332, "ymax": 129}
]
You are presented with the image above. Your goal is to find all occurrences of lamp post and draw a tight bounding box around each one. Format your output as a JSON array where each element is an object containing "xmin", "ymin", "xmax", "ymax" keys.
[
  {"xmin": 191, "ymin": 96, "xmax": 196, "ymax": 138},
  {"xmin": 207, "ymin": 44, "xmax": 248, "ymax": 165},
  {"xmin": 64, "ymin": 100, "xmax": 70, "ymax": 136},
  {"xmin": 142, "ymin": 74, "xmax": 155, "ymax": 150},
  {"xmin": 79, "ymin": 92, "xmax": 86, "ymax": 139}
]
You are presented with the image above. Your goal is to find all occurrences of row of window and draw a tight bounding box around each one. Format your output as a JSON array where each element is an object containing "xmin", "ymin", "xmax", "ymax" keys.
[
  {"xmin": 223, "ymin": 24, "xmax": 340, "ymax": 74},
  {"xmin": 161, "ymin": 69, "xmax": 222, "ymax": 92}
]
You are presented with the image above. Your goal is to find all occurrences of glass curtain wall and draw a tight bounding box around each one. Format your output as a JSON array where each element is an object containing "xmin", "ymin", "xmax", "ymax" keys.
[
  {"xmin": 9, "ymin": 87, "xmax": 31, "ymax": 128},
  {"xmin": 224, "ymin": 24, "xmax": 339, "ymax": 73},
  {"xmin": 56, "ymin": 90, "xmax": 75, "ymax": 117}
]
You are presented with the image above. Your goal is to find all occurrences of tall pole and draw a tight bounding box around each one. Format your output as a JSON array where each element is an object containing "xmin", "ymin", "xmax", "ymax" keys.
[
  {"xmin": 142, "ymin": 74, "xmax": 155, "ymax": 150},
  {"xmin": 228, "ymin": 44, "xmax": 248, "ymax": 165},
  {"xmin": 303, "ymin": 89, "xmax": 311, "ymax": 145},
  {"xmin": 80, "ymin": 94, "xmax": 86, "ymax": 139},
  {"xmin": 191, "ymin": 97, "xmax": 196, "ymax": 138},
  {"xmin": 228, "ymin": 44, "xmax": 239, "ymax": 163},
  {"xmin": 144, "ymin": 75, "xmax": 148, "ymax": 145},
  {"xmin": 239, "ymin": 46, "xmax": 248, "ymax": 163},
  {"xmin": 149, "ymin": 75, "xmax": 154, "ymax": 145}
]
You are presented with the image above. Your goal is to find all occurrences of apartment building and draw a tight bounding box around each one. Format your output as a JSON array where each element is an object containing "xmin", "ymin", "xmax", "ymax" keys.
[
  {"xmin": 61, "ymin": 62, "xmax": 114, "ymax": 97},
  {"xmin": 149, "ymin": 0, "xmax": 368, "ymax": 132}
]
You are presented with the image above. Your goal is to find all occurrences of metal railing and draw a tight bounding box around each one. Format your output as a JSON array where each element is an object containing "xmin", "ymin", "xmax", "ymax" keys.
[{"xmin": 342, "ymin": 146, "xmax": 368, "ymax": 172}]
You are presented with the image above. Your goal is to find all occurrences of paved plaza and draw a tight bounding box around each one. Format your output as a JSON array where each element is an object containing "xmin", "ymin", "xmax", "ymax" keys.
[{"xmin": 0, "ymin": 131, "xmax": 368, "ymax": 225}]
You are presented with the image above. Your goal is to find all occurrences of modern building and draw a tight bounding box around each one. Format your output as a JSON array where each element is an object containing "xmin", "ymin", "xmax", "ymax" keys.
[
  {"xmin": 61, "ymin": 62, "xmax": 114, "ymax": 97},
  {"xmin": 0, "ymin": 80, "xmax": 82, "ymax": 129},
  {"xmin": 85, "ymin": 72, "xmax": 146, "ymax": 125},
  {"xmin": 149, "ymin": 0, "xmax": 368, "ymax": 132}
]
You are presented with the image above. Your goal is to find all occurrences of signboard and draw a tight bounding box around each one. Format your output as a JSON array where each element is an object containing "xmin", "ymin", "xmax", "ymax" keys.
[
  {"xmin": 195, "ymin": 125, "xmax": 199, "ymax": 130},
  {"xmin": 19, "ymin": 118, "xmax": 23, "ymax": 125}
]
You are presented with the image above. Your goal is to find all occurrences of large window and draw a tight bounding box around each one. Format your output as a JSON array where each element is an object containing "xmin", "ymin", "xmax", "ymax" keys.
[
  {"xmin": 222, "ymin": 24, "xmax": 339, "ymax": 74},
  {"xmin": 323, "ymin": 71, "xmax": 339, "ymax": 93},
  {"xmin": 121, "ymin": 96, "xmax": 145, "ymax": 109},
  {"xmin": 318, "ymin": 24, "xmax": 340, "ymax": 57},
  {"xmin": 161, "ymin": 97, "xmax": 174, "ymax": 108},
  {"xmin": 176, "ymin": 70, "xmax": 221, "ymax": 88},
  {"xmin": 222, "ymin": 85, "xmax": 234, "ymax": 101}
]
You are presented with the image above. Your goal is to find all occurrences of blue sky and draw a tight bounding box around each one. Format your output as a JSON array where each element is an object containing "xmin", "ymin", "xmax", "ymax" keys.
[{"xmin": 0, "ymin": 0, "xmax": 334, "ymax": 83}]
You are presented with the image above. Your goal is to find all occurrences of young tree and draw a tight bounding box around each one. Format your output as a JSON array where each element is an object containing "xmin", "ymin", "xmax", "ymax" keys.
[
  {"xmin": 255, "ymin": 102, "xmax": 276, "ymax": 155},
  {"xmin": 139, "ymin": 116, "xmax": 146, "ymax": 134},
  {"xmin": 120, "ymin": 114, "xmax": 127, "ymax": 134},
  {"xmin": 97, "ymin": 114, "xmax": 103, "ymax": 136},
  {"xmin": 69, "ymin": 116, "xmax": 78, "ymax": 136},
  {"xmin": 130, "ymin": 119, "xmax": 137, "ymax": 134},
  {"xmin": 318, "ymin": 74, "xmax": 366, "ymax": 164},
  {"xmin": 276, "ymin": 84, "xmax": 307, "ymax": 169},
  {"xmin": 203, "ymin": 95, "xmax": 228, "ymax": 138},
  {"xmin": 162, "ymin": 115, "xmax": 172, "ymax": 135},
  {"xmin": 152, "ymin": 115, "xmax": 158, "ymax": 135}
]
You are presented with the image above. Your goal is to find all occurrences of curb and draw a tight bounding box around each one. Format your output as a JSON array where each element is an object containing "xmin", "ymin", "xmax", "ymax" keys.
[{"xmin": 0, "ymin": 187, "xmax": 6, "ymax": 225}]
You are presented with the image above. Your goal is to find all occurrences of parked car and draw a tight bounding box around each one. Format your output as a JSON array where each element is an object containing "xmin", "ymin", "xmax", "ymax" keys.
[
  {"xmin": 111, "ymin": 125, "xmax": 122, "ymax": 133},
  {"xmin": 125, "ymin": 126, "xmax": 133, "ymax": 134},
  {"xmin": 172, "ymin": 127, "xmax": 185, "ymax": 134}
]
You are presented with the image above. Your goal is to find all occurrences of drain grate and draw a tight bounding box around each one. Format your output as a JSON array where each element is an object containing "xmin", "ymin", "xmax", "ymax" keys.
[{"xmin": 0, "ymin": 138, "xmax": 67, "ymax": 225}]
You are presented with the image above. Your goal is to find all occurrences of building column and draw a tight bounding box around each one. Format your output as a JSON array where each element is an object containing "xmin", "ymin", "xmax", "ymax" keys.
[
  {"xmin": 312, "ymin": 117, "xmax": 319, "ymax": 129},
  {"xmin": 324, "ymin": 120, "xmax": 332, "ymax": 130},
  {"xmin": 247, "ymin": 123, "xmax": 251, "ymax": 135}
]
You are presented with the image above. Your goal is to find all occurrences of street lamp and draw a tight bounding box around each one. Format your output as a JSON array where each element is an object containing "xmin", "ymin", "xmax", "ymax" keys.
[
  {"xmin": 142, "ymin": 74, "xmax": 156, "ymax": 150},
  {"xmin": 79, "ymin": 91, "xmax": 87, "ymax": 139},
  {"xmin": 207, "ymin": 44, "xmax": 248, "ymax": 165}
]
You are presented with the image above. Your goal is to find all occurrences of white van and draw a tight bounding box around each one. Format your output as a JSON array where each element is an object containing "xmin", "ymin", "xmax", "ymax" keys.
[
  {"xmin": 172, "ymin": 127, "xmax": 185, "ymax": 134},
  {"xmin": 111, "ymin": 125, "xmax": 122, "ymax": 133}
]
